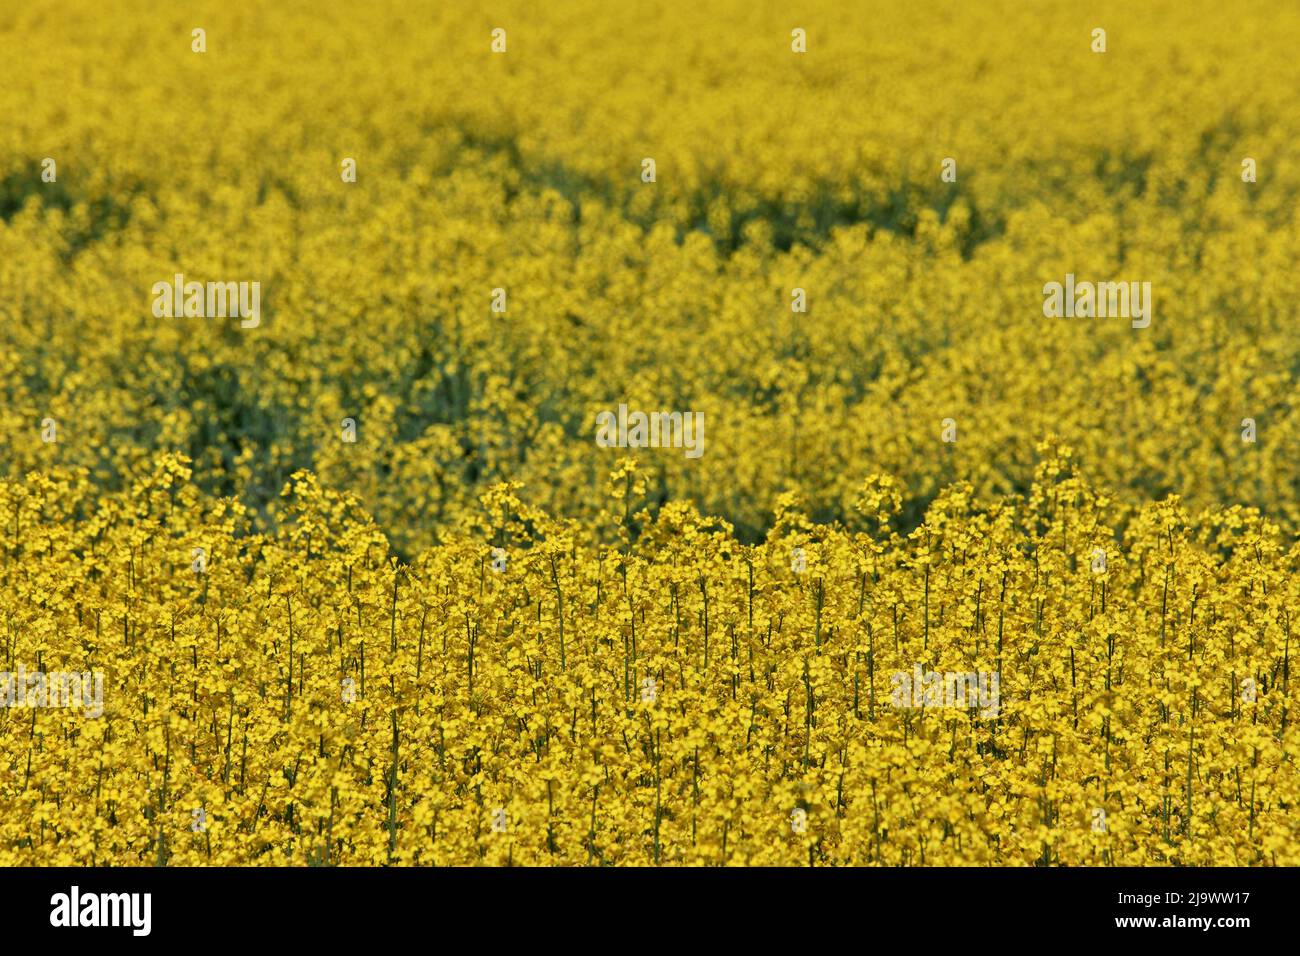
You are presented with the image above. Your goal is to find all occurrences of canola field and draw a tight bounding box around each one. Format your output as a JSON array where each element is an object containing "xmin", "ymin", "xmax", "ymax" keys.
[{"xmin": 0, "ymin": 0, "xmax": 1297, "ymax": 865}]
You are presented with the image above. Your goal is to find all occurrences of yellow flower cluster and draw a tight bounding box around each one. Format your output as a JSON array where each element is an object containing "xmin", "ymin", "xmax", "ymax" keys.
[
  {"xmin": 0, "ymin": 449, "xmax": 1295, "ymax": 865},
  {"xmin": 0, "ymin": 0, "xmax": 1298, "ymax": 865}
]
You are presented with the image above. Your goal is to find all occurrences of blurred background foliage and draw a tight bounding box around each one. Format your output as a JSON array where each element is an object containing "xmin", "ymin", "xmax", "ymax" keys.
[{"xmin": 2, "ymin": 0, "xmax": 1300, "ymax": 555}]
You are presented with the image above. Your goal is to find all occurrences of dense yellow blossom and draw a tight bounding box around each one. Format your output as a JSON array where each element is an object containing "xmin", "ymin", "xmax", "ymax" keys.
[
  {"xmin": 0, "ymin": 449, "xmax": 1295, "ymax": 866},
  {"xmin": 0, "ymin": 1, "xmax": 1297, "ymax": 865}
]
